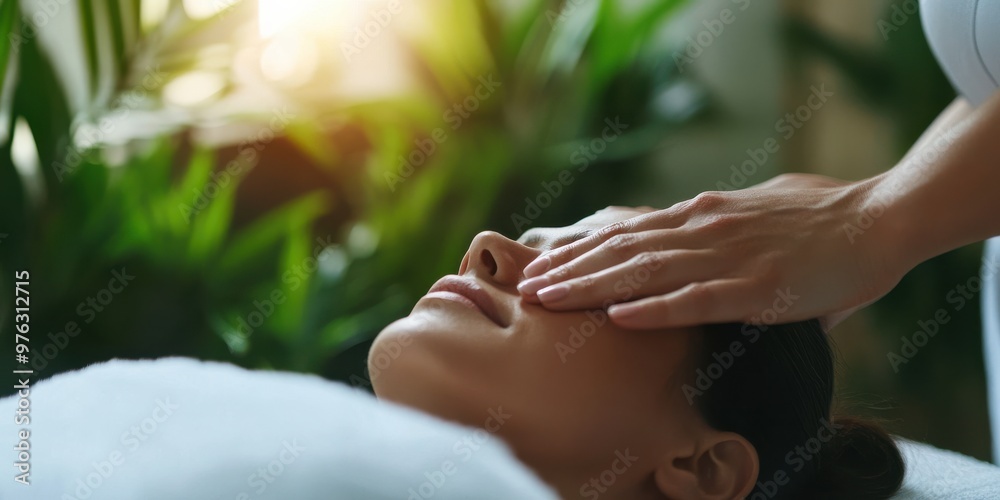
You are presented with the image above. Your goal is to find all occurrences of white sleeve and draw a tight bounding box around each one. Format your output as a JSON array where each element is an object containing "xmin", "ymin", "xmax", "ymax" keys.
[{"xmin": 921, "ymin": 0, "xmax": 1000, "ymax": 106}]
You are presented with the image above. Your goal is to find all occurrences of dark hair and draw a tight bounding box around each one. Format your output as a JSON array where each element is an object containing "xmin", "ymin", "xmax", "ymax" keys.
[{"xmin": 692, "ymin": 320, "xmax": 904, "ymax": 499}]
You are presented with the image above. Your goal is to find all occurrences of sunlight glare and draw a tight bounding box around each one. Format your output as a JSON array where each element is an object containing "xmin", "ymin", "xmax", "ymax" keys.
[
  {"xmin": 164, "ymin": 71, "xmax": 227, "ymax": 107},
  {"xmin": 141, "ymin": 0, "xmax": 170, "ymax": 30},
  {"xmin": 183, "ymin": 0, "xmax": 233, "ymax": 20},
  {"xmin": 258, "ymin": 0, "xmax": 365, "ymax": 38},
  {"xmin": 259, "ymin": 34, "xmax": 319, "ymax": 85}
]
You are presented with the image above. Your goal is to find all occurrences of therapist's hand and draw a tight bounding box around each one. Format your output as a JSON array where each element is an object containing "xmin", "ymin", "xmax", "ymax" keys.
[{"xmin": 517, "ymin": 174, "xmax": 908, "ymax": 330}]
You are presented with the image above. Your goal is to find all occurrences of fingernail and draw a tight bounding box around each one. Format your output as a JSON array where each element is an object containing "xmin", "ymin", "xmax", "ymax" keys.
[
  {"xmin": 537, "ymin": 283, "xmax": 569, "ymax": 303},
  {"xmin": 609, "ymin": 303, "xmax": 639, "ymax": 318},
  {"xmin": 518, "ymin": 276, "xmax": 551, "ymax": 295},
  {"xmin": 521, "ymin": 293, "xmax": 542, "ymax": 305},
  {"xmin": 523, "ymin": 256, "xmax": 551, "ymax": 278}
]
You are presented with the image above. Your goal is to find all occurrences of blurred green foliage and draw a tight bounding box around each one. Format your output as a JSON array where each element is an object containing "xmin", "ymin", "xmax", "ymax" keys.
[
  {"xmin": 0, "ymin": 0, "xmax": 984, "ymax": 462},
  {"xmin": 0, "ymin": 0, "xmax": 698, "ymax": 387}
]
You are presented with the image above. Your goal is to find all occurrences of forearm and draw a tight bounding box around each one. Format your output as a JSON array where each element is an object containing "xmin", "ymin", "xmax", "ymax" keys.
[
  {"xmin": 901, "ymin": 98, "xmax": 974, "ymax": 163},
  {"xmin": 862, "ymin": 91, "xmax": 1000, "ymax": 271}
]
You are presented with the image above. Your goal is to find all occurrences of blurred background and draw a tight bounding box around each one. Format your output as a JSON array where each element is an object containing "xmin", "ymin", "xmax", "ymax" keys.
[{"xmin": 0, "ymin": 0, "xmax": 985, "ymax": 459}]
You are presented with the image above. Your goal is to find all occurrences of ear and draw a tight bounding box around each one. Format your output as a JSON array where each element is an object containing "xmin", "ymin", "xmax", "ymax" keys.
[{"xmin": 653, "ymin": 432, "xmax": 758, "ymax": 500}]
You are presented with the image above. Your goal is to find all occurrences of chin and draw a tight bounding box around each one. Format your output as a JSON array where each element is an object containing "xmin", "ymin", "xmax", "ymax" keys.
[
  {"xmin": 366, "ymin": 313, "xmax": 452, "ymax": 403},
  {"xmin": 367, "ymin": 319, "xmax": 416, "ymax": 395},
  {"xmin": 367, "ymin": 314, "xmax": 494, "ymax": 426}
]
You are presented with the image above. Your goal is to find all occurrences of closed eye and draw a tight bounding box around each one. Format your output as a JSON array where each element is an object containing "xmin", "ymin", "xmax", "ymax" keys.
[{"xmin": 519, "ymin": 233, "xmax": 545, "ymax": 249}]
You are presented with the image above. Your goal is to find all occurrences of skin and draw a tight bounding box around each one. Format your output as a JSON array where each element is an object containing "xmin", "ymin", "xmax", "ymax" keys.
[
  {"xmin": 517, "ymin": 93, "xmax": 1000, "ymax": 330},
  {"xmin": 370, "ymin": 208, "xmax": 758, "ymax": 500}
]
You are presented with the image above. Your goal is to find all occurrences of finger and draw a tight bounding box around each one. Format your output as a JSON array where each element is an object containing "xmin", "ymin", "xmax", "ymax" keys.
[
  {"xmin": 607, "ymin": 279, "xmax": 759, "ymax": 330},
  {"xmin": 521, "ymin": 219, "xmax": 642, "ymax": 279},
  {"xmin": 522, "ymin": 211, "xmax": 684, "ymax": 278},
  {"xmin": 518, "ymin": 229, "xmax": 684, "ymax": 298},
  {"xmin": 533, "ymin": 249, "xmax": 721, "ymax": 310}
]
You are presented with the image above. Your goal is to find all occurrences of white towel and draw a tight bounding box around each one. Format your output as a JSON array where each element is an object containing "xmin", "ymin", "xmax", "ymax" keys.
[
  {"xmin": 894, "ymin": 439, "xmax": 1000, "ymax": 499},
  {"xmin": 0, "ymin": 357, "xmax": 556, "ymax": 500}
]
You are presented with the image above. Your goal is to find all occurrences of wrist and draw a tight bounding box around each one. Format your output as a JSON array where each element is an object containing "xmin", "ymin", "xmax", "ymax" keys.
[{"xmin": 844, "ymin": 174, "xmax": 926, "ymax": 278}]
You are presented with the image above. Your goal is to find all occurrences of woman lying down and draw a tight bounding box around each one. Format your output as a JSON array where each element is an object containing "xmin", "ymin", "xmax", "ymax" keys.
[
  {"xmin": 370, "ymin": 206, "xmax": 904, "ymax": 499},
  {"xmin": 1, "ymin": 207, "xmax": 905, "ymax": 500}
]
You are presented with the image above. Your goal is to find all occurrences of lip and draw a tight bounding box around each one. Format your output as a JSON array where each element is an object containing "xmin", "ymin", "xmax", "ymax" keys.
[{"xmin": 424, "ymin": 276, "xmax": 507, "ymax": 328}]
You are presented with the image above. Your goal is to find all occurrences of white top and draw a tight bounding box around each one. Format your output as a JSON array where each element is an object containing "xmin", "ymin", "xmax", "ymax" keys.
[
  {"xmin": 921, "ymin": 0, "xmax": 1000, "ymax": 106},
  {"xmin": 921, "ymin": 0, "xmax": 1000, "ymax": 461}
]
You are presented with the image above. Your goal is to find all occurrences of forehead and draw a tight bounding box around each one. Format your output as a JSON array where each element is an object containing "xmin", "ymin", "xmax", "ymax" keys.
[{"xmin": 516, "ymin": 207, "xmax": 643, "ymax": 250}]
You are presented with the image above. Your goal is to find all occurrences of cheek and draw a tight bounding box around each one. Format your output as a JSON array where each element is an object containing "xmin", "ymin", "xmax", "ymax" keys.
[
  {"xmin": 544, "ymin": 339, "xmax": 663, "ymax": 424},
  {"xmin": 504, "ymin": 312, "xmax": 667, "ymax": 444},
  {"xmin": 497, "ymin": 326, "xmax": 686, "ymax": 471}
]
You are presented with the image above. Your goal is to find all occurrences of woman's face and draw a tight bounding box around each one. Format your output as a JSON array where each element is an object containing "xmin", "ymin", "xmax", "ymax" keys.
[{"xmin": 369, "ymin": 208, "xmax": 713, "ymax": 496}]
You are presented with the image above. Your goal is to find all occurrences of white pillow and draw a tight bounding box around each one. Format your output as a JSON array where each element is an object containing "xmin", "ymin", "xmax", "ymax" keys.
[{"xmin": 0, "ymin": 357, "xmax": 556, "ymax": 500}]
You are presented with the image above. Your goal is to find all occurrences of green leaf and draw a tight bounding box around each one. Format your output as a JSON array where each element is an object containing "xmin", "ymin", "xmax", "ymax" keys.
[
  {"xmin": 588, "ymin": 0, "xmax": 688, "ymax": 92},
  {"xmin": 213, "ymin": 192, "xmax": 330, "ymax": 283},
  {"xmin": 630, "ymin": 0, "xmax": 689, "ymax": 40},
  {"xmin": 106, "ymin": 0, "xmax": 127, "ymax": 78},
  {"xmin": 15, "ymin": 33, "xmax": 72, "ymax": 190},
  {"xmin": 187, "ymin": 173, "xmax": 237, "ymax": 265},
  {"xmin": 536, "ymin": 0, "xmax": 599, "ymax": 84},
  {"xmin": 120, "ymin": 0, "xmax": 141, "ymax": 50},
  {"xmin": 175, "ymin": 148, "xmax": 214, "ymax": 201},
  {"xmin": 78, "ymin": 0, "xmax": 100, "ymax": 99},
  {"xmin": 285, "ymin": 121, "xmax": 339, "ymax": 167},
  {"xmin": 0, "ymin": 0, "xmax": 19, "ymax": 128},
  {"xmin": 270, "ymin": 223, "xmax": 311, "ymax": 337}
]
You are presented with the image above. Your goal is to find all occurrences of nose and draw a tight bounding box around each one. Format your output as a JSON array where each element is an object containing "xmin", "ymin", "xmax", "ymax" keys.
[{"xmin": 460, "ymin": 231, "xmax": 539, "ymax": 287}]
